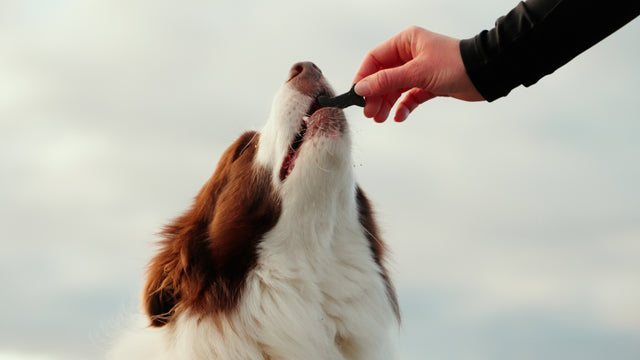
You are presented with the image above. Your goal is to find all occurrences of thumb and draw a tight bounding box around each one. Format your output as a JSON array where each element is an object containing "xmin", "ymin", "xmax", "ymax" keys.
[{"xmin": 354, "ymin": 64, "xmax": 416, "ymax": 97}]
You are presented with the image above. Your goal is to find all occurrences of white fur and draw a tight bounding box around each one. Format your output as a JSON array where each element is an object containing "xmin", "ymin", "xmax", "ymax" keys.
[{"xmin": 108, "ymin": 79, "xmax": 398, "ymax": 360}]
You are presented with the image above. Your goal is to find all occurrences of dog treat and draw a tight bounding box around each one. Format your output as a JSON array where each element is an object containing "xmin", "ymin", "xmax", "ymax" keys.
[{"xmin": 318, "ymin": 84, "xmax": 365, "ymax": 109}]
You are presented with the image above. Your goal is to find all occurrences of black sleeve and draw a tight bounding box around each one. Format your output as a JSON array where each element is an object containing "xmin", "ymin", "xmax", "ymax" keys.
[{"xmin": 459, "ymin": 0, "xmax": 640, "ymax": 102}]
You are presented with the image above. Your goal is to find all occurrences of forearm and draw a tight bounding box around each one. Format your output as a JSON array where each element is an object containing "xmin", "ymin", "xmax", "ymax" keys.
[{"xmin": 460, "ymin": 0, "xmax": 640, "ymax": 102}]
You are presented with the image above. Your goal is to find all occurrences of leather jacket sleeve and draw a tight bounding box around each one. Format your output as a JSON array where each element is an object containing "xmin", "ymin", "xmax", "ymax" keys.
[{"xmin": 460, "ymin": 0, "xmax": 640, "ymax": 101}]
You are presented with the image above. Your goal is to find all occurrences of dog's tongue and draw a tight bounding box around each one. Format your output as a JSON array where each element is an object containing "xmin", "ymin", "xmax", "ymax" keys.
[{"xmin": 317, "ymin": 85, "xmax": 365, "ymax": 109}]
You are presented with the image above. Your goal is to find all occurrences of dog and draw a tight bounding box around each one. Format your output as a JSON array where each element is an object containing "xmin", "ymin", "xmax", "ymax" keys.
[{"xmin": 108, "ymin": 62, "xmax": 399, "ymax": 360}]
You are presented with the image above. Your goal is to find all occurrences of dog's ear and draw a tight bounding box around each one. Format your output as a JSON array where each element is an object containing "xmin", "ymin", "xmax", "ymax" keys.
[
  {"xmin": 141, "ymin": 132, "xmax": 262, "ymax": 327},
  {"xmin": 144, "ymin": 252, "xmax": 181, "ymax": 327},
  {"xmin": 142, "ymin": 131, "xmax": 281, "ymax": 326}
]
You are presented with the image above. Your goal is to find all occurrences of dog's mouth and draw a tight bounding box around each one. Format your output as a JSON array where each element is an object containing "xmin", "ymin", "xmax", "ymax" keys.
[{"xmin": 279, "ymin": 94, "xmax": 325, "ymax": 182}]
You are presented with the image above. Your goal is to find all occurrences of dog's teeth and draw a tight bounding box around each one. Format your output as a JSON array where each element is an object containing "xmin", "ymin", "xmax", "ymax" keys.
[{"xmin": 302, "ymin": 116, "xmax": 309, "ymax": 122}]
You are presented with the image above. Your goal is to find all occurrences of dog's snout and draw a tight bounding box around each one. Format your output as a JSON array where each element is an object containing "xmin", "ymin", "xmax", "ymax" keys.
[
  {"xmin": 288, "ymin": 62, "xmax": 322, "ymax": 82},
  {"xmin": 286, "ymin": 62, "xmax": 327, "ymax": 96}
]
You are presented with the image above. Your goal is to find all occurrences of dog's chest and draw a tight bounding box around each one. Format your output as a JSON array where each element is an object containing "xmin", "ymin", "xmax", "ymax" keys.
[{"xmin": 242, "ymin": 208, "xmax": 394, "ymax": 353}]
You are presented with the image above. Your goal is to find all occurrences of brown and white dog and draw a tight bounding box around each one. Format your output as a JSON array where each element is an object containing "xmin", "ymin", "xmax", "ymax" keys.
[{"xmin": 108, "ymin": 62, "xmax": 399, "ymax": 360}]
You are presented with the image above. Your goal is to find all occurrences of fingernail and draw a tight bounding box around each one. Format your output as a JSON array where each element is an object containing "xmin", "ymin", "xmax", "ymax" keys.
[
  {"xmin": 354, "ymin": 80, "xmax": 370, "ymax": 96},
  {"xmin": 395, "ymin": 107, "xmax": 410, "ymax": 122}
]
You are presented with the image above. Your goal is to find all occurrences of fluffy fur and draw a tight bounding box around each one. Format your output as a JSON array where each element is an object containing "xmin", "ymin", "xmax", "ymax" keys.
[{"xmin": 108, "ymin": 62, "xmax": 399, "ymax": 360}]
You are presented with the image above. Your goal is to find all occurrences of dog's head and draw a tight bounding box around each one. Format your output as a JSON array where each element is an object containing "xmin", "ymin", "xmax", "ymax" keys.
[
  {"xmin": 256, "ymin": 61, "xmax": 351, "ymax": 189},
  {"xmin": 143, "ymin": 62, "xmax": 359, "ymax": 326}
]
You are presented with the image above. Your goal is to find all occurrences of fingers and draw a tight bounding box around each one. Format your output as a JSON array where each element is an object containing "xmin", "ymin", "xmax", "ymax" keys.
[
  {"xmin": 363, "ymin": 90, "xmax": 402, "ymax": 123},
  {"xmin": 357, "ymin": 61, "xmax": 435, "ymax": 122},
  {"xmin": 375, "ymin": 91, "xmax": 402, "ymax": 123},
  {"xmin": 353, "ymin": 26, "xmax": 441, "ymax": 123},
  {"xmin": 355, "ymin": 64, "xmax": 417, "ymax": 98},
  {"xmin": 363, "ymin": 95, "xmax": 382, "ymax": 120},
  {"xmin": 353, "ymin": 52, "xmax": 384, "ymax": 86},
  {"xmin": 353, "ymin": 29, "xmax": 412, "ymax": 85},
  {"xmin": 394, "ymin": 88, "xmax": 436, "ymax": 122},
  {"xmin": 363, "ymin": 88, "xmax": 436, "ymax": 123}
]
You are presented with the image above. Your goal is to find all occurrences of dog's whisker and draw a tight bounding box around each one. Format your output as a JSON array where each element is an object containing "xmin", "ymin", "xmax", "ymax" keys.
[
  {"xmin": 314, "ymin": 161, "xmax": 333, "ymax": 174},
  {"xmin": 239, "ymin": 132, "xmax": 260, "ymax": 157}
]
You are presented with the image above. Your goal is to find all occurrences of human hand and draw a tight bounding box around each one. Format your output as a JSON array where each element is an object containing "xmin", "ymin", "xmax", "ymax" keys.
[{"xmin": 353, "ymin": 26, "xmax": 484, "ymax": 122}]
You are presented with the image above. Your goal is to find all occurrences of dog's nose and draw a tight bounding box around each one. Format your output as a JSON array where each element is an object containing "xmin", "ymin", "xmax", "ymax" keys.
[{"xmin": 288, "ymin": 62, "xmax": 322, "ymax": 81}]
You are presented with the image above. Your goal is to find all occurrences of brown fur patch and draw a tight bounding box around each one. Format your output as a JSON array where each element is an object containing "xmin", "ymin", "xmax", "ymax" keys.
[
  {"xmin": 144, "ymin": 131, "xmax": 281, "ymax": 327},
  {"xmin": 356, "ymin": 186, "xmax": 401, "ymax": 322}
]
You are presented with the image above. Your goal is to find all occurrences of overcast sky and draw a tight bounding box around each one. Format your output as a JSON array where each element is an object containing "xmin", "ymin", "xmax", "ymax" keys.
[{"xmin": 1, "ymin": 0, "xmax": 639, "ymax": 359}]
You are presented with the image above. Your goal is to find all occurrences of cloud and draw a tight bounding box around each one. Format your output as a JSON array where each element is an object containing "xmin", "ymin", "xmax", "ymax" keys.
[
  {"xmin": 397, "ymin": 289, "xmax": 640, "ymax": 360},
  {"xmin": 1, "ymin": 0, "xmax": 639, "ymax": 359},
  {"xmin": 0, "ymin": 352, "xmax": 59, "ymax": 360}
]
